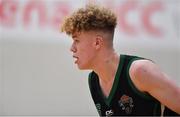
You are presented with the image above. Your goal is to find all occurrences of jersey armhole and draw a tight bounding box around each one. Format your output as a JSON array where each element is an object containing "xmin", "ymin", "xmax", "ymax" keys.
[{"xmin": 126, "ymin": 58, "xmax": 156, "ymax": 101}]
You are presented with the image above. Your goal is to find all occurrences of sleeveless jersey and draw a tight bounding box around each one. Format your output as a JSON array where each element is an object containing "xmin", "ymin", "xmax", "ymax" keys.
[{"xmin": 88, "ymin": 54, "xmax": 179, "ymax": 116}]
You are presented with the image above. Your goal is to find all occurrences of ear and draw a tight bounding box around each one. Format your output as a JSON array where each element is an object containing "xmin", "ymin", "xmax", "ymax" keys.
[{"xmin": 93, "ymin": 35, "xmax": 103, "ymax": 50}]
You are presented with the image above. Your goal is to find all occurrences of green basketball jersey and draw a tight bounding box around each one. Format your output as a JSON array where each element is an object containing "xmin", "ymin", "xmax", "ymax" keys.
[{"xmin": 88, "ymin": 54, "xmax": 179, "ymax": 116}]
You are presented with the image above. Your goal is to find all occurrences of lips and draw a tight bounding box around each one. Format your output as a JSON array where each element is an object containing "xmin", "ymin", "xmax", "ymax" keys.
[{"xmin": 73, "ymin": 55, "xmax": 79, "ymax": 64}]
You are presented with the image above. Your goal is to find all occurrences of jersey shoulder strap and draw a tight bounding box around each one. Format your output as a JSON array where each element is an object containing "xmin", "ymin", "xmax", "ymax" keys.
[{"xmin": 88, "ymin": 71, "xmax": 97, "ymax": 103}]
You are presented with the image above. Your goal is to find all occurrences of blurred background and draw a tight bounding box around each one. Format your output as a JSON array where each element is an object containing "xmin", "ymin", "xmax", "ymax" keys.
[{"xmin": 0, "ymin": 0, "xmax": 179, "ymax": 116}]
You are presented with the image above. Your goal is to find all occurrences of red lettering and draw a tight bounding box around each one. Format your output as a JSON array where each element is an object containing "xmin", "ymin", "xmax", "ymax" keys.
[
  {"xmin": 0, "ymin": 0, "xmax": 165, "ymax": 38},
  {"xmin": 142, "ymin": 1, "xmax": 164, "ymax": 37},
  {"xmin": 117, "ymin": 0, "xmax": 139, "ymax": 35},
  {"xmin": 51, "ymin": 2, "xmax": 70, "ymax": 30},
  {"xmin": 23, "ymin": 0, "xmax": 47, "ymax": 28},
  {"xmin": 0, "ymin": 0, "xmax": 18, "ymax": 27},
  {"xmin": 0, "ymin": 1, "xmax": 3, "ymax": 19}
]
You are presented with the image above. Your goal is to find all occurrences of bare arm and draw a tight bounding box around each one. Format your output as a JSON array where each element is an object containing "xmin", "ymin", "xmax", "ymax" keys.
[{"xmin": 129, "ymin": 60, "xmax": 180, "ymax": 114}]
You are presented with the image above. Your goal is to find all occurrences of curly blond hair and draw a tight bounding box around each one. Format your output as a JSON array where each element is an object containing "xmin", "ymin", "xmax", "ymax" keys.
[{"xmin": 61, "ymin": 4, "xmax": 117, "ymax": 35}]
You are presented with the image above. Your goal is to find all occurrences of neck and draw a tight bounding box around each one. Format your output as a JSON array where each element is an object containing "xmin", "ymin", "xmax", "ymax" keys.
[{"xmin": 93, "ymin": 50, "xmax": 120, "ymax": 85}]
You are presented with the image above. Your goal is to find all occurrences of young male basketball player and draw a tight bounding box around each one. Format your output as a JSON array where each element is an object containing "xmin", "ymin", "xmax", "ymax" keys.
[{"xmin": 61, "ymin": 4, "xmax": 180, "ymax": 116}]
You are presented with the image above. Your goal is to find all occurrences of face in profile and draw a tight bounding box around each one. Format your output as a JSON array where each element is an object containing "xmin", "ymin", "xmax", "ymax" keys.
[{"xmin": 70, "ymin": 31, "xmax": 98, "ymax": 70}]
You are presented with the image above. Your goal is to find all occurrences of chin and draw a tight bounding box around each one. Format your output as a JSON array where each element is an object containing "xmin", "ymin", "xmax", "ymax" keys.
[
  {"xmin": 77, "ymin": 64, "xmax": 90, "ymax": 70},
  {"xmin": 78, "ymin": 66, "xmax": 88, "ymax": 70}
]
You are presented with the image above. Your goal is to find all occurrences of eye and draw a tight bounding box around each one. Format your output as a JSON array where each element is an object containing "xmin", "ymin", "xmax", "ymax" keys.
[{"xmin": 74, "ymin": 39, "xmax": 79, "ymax": 43}]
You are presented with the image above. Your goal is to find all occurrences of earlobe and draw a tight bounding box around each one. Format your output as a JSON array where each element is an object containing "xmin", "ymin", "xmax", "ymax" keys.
[{"xmin": 95, "ymin": 44, "xmax": 100, "ymax": 49}]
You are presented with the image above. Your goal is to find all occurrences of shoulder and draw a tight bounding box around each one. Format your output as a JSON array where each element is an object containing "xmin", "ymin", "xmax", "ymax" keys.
[
  {"xmin": 130, "ymin": 59, "xmax": 156, "ymax": 75},
  {"xmin": 129, "ymin": 59, "xmax": 161, "ymax": 92},
  {"xmin": 128, "ymin": 59, "xmax": 180, "ymax": 114}
]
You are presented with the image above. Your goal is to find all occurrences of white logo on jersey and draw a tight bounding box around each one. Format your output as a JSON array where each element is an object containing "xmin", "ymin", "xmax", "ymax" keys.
[
  {"xmin": 105, "ymin": 109, "xmax": 114, "ymax": 116},
  {"xmin": 95, "ymin": 103, "xmax": 101, "ymax": 115}
]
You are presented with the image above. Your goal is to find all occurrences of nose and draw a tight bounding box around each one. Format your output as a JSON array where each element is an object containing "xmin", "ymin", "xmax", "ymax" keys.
[{"xmin": 70, "ymin": 42, "xmax": 76, "ymax": 53}]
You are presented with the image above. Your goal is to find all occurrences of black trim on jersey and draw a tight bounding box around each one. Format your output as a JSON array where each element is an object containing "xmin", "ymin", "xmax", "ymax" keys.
[{"xmin": 96, "ymin": 55, "xmax": 125, "ymax": 106}]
